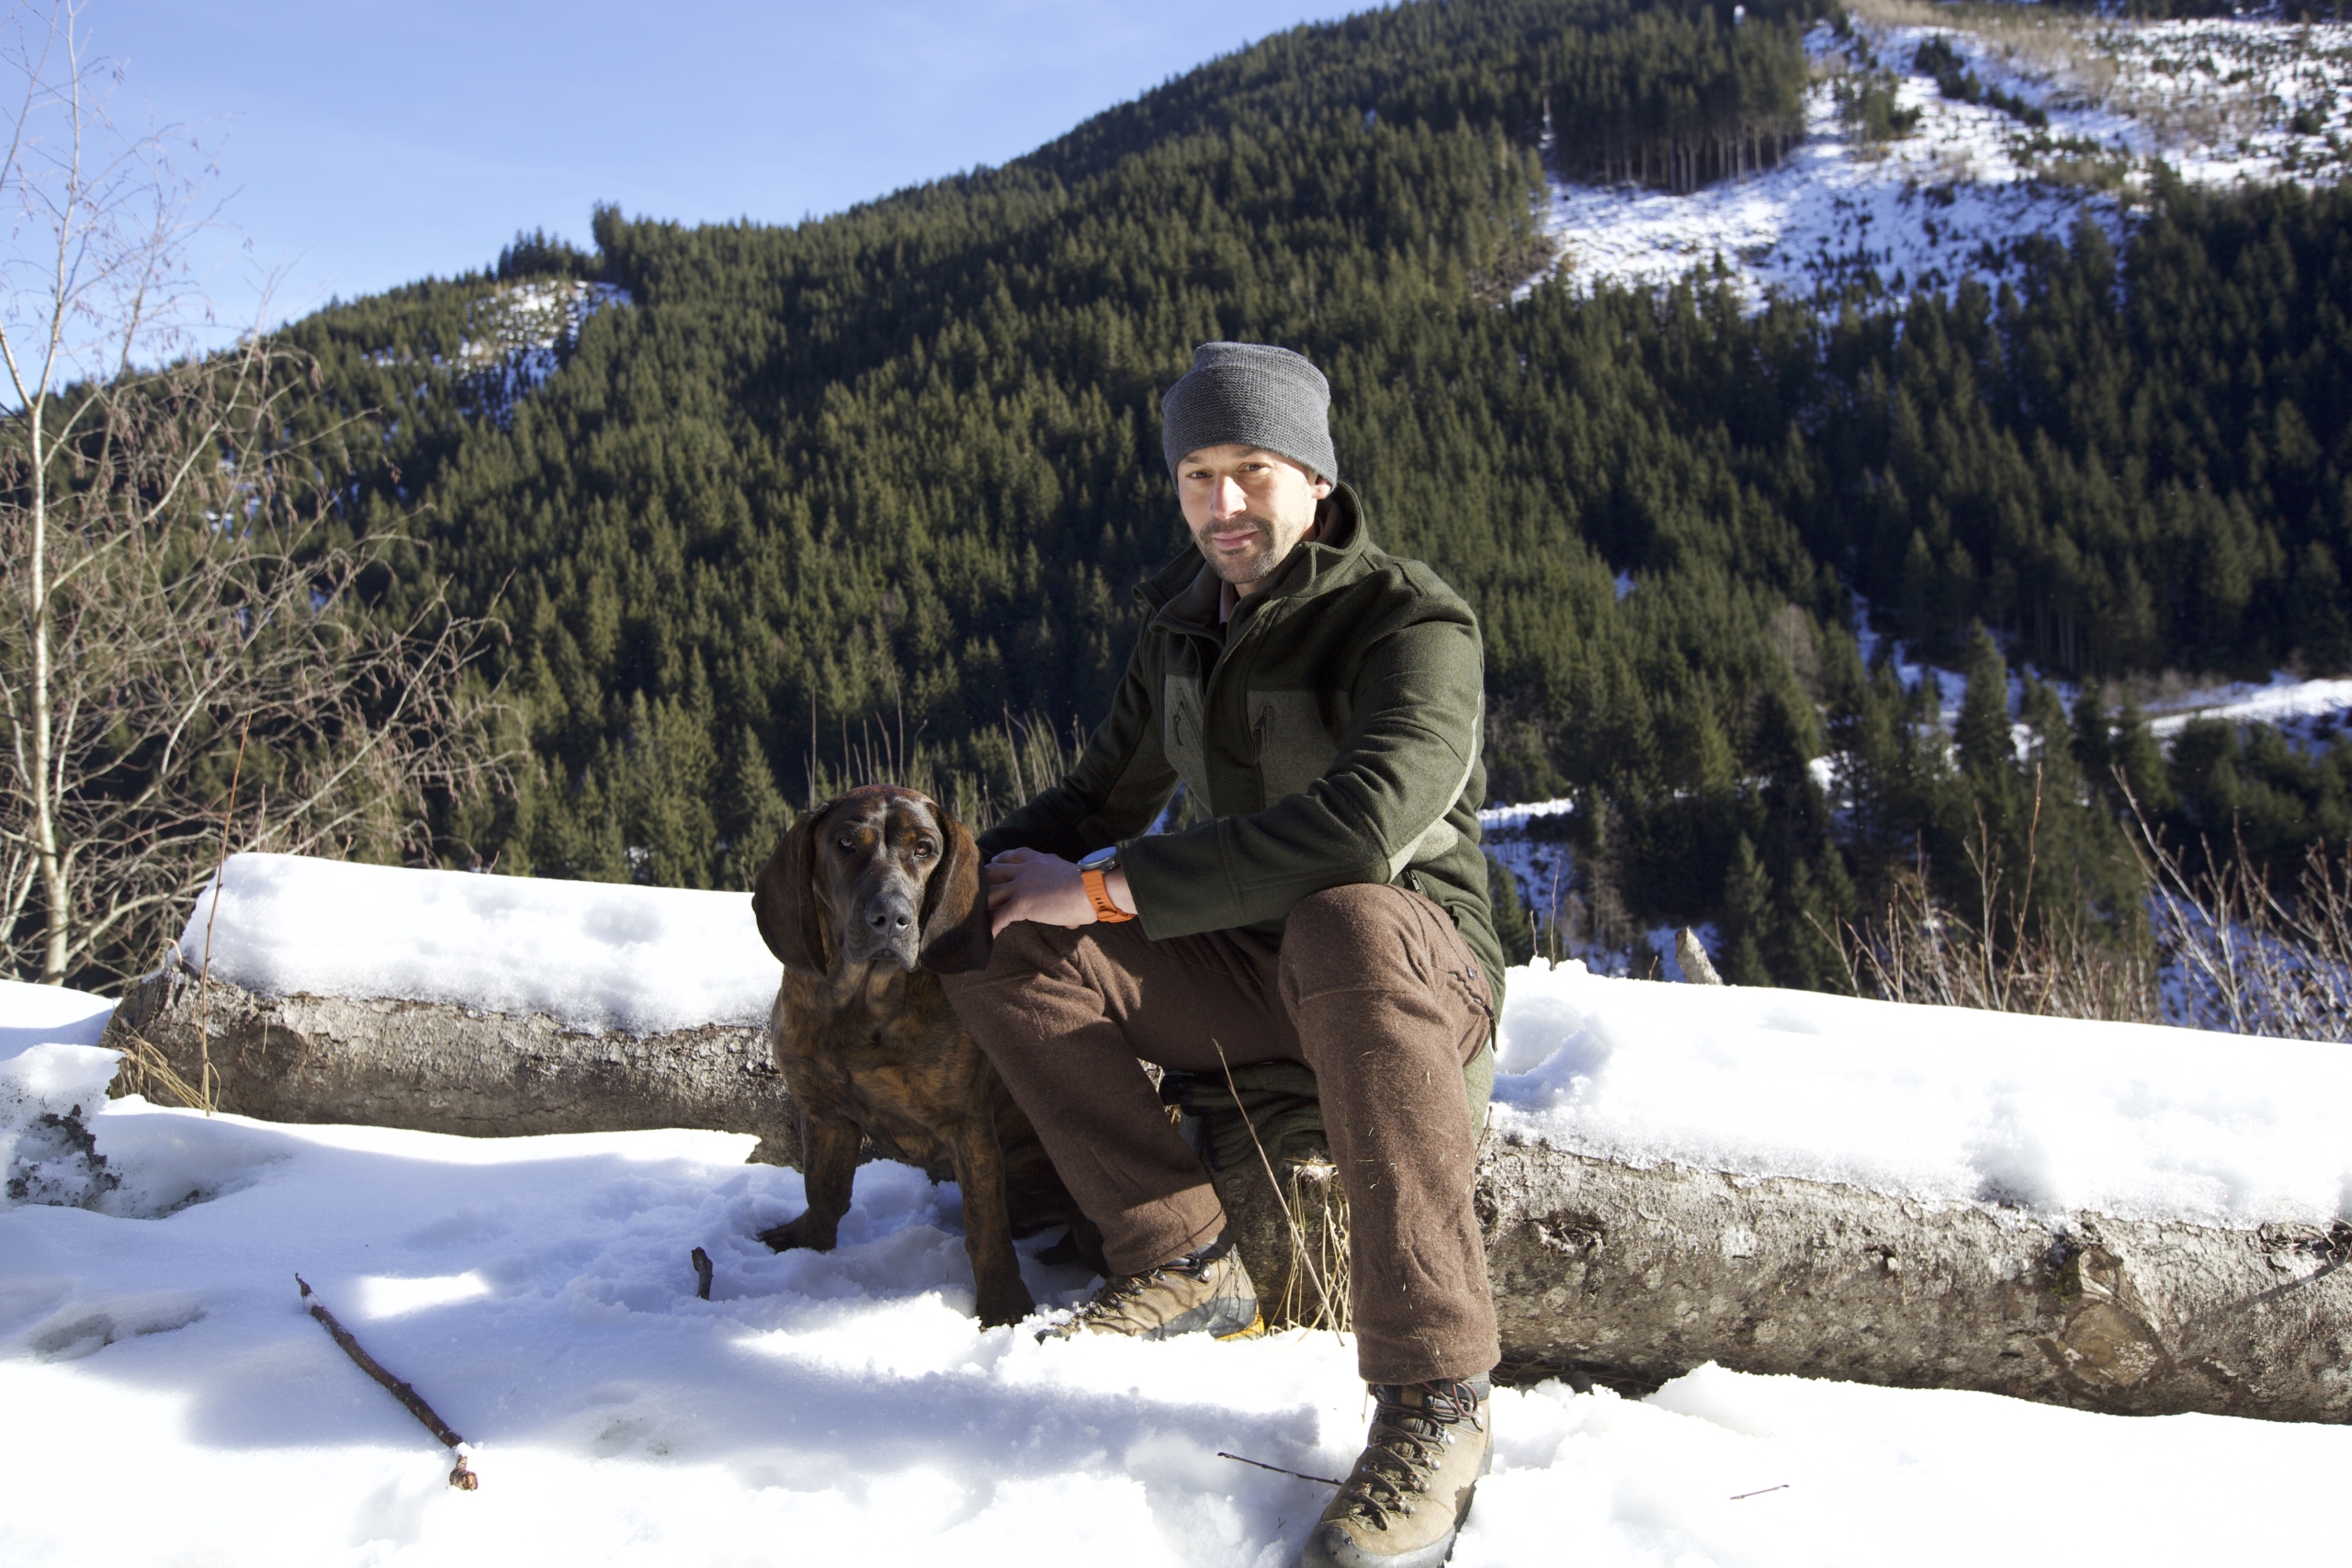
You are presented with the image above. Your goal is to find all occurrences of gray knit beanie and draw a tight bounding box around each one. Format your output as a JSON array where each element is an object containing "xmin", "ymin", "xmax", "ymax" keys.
[{"xmin": 1160, "ymin": 342, "xmax": 1340, "ymax": 485}]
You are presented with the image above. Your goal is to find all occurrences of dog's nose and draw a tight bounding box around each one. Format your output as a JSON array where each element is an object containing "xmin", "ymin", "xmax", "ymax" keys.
[{"xmin": 866, "ymin": 897, "xmax": 915, "ymax": 935}]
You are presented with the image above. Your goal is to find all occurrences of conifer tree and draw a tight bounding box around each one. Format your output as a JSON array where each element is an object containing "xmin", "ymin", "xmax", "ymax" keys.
[
  {"xmin": 1487, "ymin": 854, "xmax": 1537, "ymax": 967},
  {"xmin": 1721, "ymin": 834, "xmax": 1773, "ymax": 987}
]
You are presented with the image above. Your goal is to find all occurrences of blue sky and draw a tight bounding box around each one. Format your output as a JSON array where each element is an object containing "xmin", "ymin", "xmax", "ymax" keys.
[{"xmin": 84, "ymin": 1, "xmax": 1361, "ymax": 328}]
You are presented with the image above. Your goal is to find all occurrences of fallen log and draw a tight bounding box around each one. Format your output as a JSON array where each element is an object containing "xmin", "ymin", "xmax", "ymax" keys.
[
  {"xmin": 101, "ymin": 961, "xmax": 800, "ymax": 1168},
  {"xmin": 1204, "ymin": 1135, "xmax": 2352, "ymax": 1422},
  {"xmin": 97, "ymin": 964, "xmax": 2352, "ymax": 1423}
]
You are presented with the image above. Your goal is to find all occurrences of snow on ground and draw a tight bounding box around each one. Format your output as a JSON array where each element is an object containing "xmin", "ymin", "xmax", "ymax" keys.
[
  {"xmin": 1528, "ymin": 16, "xmax": 2352, "ymax": 309},
  {"xmin": 6, "ymin": 949, "xmax": 2351, "ymax": 1566},
  {"xmin": 1477, "ymin": 799, "xmax": 1577, "ymax": 834},
  {"xmin": 1476, "ymin": 800, "xmax": 1591, "ymax": 967},
  {"xmin": 2144, "ymin": 672, "xmax": 2352, "ymax": 743},
  {"xmin": 1846, "ymin": 583, "xmax": 2352, "ymax": 753},
  {"xmin": 2097, "ymin": 15, "xmax": 2352, "ymax": 186},
  {"xmin": 0, "ymin": 977, "xmax": 114, "ymax": 1057}
]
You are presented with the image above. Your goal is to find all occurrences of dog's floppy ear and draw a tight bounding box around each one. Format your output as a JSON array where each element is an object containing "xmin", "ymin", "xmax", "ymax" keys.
[
  {"xmin": 752, "ymin": 803, "xmax": 834, "ymax": 976},
  {"xmin": 918, "ymin": 803, "xmax": 992, "ymax": 976}
]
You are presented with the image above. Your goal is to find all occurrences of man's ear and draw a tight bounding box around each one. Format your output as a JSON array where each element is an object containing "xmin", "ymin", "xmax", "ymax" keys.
[
  {"xmin": 751, "ymin": 803, "xmax": 834, "ymax": 976},
  {"xmin": 917, "ymin": 803, "xmax": 992, "ymax": 976}
]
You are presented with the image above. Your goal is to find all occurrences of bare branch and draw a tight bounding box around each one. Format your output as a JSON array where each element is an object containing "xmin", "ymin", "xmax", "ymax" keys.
[{"xmin": 0, "ymin": 5, "xmax": 513, "ymax": 988}]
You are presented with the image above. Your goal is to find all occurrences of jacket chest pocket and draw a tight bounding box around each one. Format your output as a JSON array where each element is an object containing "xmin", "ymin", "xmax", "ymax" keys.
[
  {"xmin": 1163, "ymin": 673, "xmax": 1213, "ymax": 815},
  {"xmin": 1250, "ymin": 688, "xmax": 1342, "ymax": 804}
]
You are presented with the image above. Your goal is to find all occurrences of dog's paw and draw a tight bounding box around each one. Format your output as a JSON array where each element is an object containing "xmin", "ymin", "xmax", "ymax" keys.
[
  {"xmin": 975, "ymin": 1281, "xmax": 1037, "ymax": 1329},
  {"xmin": 757, "ymin": 1216, "xmax": 836, "ymax": 1253}
]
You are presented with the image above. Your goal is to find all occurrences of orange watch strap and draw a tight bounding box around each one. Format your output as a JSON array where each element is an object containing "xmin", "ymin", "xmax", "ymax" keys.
[{"xmin": 1083, "ymin": 865, "xmax": 1135, "ymax": 923}]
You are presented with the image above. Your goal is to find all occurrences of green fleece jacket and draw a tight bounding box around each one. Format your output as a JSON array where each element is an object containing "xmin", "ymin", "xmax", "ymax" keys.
[{"xmin": 978, "ymin": 482, "xmax": 1507, "ymax": 1012}]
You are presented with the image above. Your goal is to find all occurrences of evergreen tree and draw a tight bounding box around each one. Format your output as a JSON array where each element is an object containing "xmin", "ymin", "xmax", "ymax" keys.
[
  {"xmin": 1721, "ymin": 833, "xmax": 1773, "ymax": 986},
  {"xmin": 1487, "ymin": 854, "xmax": 1538, "ymax": 966},
  {"xmin": 1954, "ymin": 628, "xmax": 2014, "ymax": 780}
]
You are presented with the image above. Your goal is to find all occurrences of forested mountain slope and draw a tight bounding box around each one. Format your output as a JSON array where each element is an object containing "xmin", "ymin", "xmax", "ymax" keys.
[{"xmin": 277, "ymin": 0, "xmax": 2352, "ymax": 995}]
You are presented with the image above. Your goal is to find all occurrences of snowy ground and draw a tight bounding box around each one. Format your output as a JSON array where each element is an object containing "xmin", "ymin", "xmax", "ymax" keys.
[
  {"xmin": 10, "ymin": 1094, "xmax": 2348, "ymax": 1568},
  {"xmin": 2143, "ymin": 671, "xmax": 2352, "ymax": 747},
  {"xmin": 10, "ymin": 862, "xmax": 2352, "ymax": 1565},
  {"xmin": 1530, "ymin": 15, "xmax": 2352, "ymax": 308}
]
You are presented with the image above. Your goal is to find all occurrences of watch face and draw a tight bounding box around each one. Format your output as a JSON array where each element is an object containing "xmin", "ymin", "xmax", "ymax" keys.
[{"xmin": 1079, "ymin": 846, "xmax": 1119, "ymax": 872}]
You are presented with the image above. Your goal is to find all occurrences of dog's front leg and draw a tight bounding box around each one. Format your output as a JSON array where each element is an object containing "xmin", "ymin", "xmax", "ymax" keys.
[
  {"xmin": 759, "ymin": 1114, "xmax": 861, "ymax": 1253},
  {"xmin": 944, "ymin": 1119, "xmax": 1036, "ymax": 1328}
]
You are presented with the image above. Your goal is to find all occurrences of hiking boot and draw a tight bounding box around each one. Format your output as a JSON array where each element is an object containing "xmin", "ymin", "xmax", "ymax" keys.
[
  {"xmin": 1035, "ymin": 1231, "xmax": 1261, "ymax": 1342},
  {"xmin": 1298, "ymin": 1374, "xmax": 1492, "ymax": 1568}
]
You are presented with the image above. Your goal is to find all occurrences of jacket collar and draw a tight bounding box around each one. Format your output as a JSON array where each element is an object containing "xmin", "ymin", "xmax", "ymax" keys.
[{"xmin": 1136, "ymin": 482, "xmax": 1375, "ymax": 626}]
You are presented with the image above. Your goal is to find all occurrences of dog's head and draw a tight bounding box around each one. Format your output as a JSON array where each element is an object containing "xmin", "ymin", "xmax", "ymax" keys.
[{"xmin": 750, "ymin": 784, "xmax": 991, "ymax": 977}]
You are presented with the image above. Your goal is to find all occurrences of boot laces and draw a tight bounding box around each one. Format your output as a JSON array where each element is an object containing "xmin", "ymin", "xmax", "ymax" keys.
[
  {"xmin": 1066, "ymin": 1236, "xmax": 1226, "ymax": 1327},
  {"xmin": 1336, "ymin": 1379, "xmax": 1486, "ymax": 1530}
]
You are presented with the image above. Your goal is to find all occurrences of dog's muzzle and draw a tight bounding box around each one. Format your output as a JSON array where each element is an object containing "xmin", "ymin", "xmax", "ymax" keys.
[{"xmin": 850, "ymin": 889, "xmax": 922, "ymax": 969}]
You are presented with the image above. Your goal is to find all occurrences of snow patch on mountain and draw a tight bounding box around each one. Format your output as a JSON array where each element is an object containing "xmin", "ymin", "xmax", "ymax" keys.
[
  {"xmin": 1524, "ymin": 16, "xmax": 2352, "ymax": 309},
  {"xmin": 2144, "ymin": 671, "xmax": 2352, "ymax": 745},
  {"xmin": 364, "ymin": 277, "xmax": 628, "ymax": 420},
  {"xmin": 456, "ymin": 278, "xmax": 628, "ymax": 390}
]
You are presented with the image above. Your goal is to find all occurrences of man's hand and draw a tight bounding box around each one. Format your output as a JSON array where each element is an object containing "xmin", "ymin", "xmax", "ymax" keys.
[{"xmin": 985, "ymin": 847, "xmax": 1134, "ymax": 936}]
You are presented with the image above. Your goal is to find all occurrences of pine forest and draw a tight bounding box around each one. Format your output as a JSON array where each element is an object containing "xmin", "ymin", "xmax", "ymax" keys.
[{"xmin": 19, "ymin": 0, "xmax": 2352, "ymax": 1000}]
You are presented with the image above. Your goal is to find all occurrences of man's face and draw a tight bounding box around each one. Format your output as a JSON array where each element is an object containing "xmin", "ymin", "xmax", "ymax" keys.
[{"xmin": 1175, "ymin": 445, "xmax": 1335, "ymax": 598}]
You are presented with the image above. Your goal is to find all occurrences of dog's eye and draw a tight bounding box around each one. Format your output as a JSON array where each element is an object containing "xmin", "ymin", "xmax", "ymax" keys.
[
  {"xmin": 912, "ymin": 840, "xmax": 937, "ymax": 858},
  {"xmin": 835, "ymin": 836, "xmax": 856, "ymax": 852}
]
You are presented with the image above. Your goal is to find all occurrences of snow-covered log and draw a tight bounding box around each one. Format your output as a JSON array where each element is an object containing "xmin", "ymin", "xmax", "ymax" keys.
[
  {"xmin": 102, "ymin": 953, "xmax": 2352, "ymax": 1424},
  {"xmin": 96, "ymin": 852, "xmax": 2352, "ymax": 1427},
  {"xmin": 101, "ymin": 852, "xmax": 803, "ymax": 1162},
  {"xmin": 1195, "ymin": 955, "xmax": 2352, "ymax": 1423}
]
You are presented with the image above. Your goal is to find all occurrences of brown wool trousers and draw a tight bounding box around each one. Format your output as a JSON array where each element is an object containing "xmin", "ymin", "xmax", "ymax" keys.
[{"xmin": 942, "ymin": 883, "xmax": 1500, "ymax": 1385}]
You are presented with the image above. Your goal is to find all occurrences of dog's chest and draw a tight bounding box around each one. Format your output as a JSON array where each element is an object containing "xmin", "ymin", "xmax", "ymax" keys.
[
  {"xmin": 770, "ymin": 977, "xmax": 977, "ymax": 1132},
  {"xmin": 780, "ymin": 1013, "xmax": 911, "ymax": 1097}
]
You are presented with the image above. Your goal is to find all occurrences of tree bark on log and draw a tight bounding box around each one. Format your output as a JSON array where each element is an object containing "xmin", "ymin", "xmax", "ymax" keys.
[
  {"xmin": 1203, "ymin": 1132, "xmax": 2352, "ymax": 1423},
  {"xmin": 97, "ymin": 966, "xmax": 2352, "ymax": 1422},
  {"xmin": 100, "ymin": 963, "xmax": 800, "ymax": 1168}
]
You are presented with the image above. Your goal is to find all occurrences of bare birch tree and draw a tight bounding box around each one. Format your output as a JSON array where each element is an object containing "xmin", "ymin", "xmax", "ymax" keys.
[{"xmin": 0, "ymin": 1, "xmax": 506, "ymax": 990}]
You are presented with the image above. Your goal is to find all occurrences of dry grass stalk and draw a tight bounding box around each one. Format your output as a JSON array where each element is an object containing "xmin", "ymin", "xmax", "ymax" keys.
[
  {"xmin": 1213, "ymin": 1037, "xmax": 1347, "ymax": 1338},
  {"xmin": 1843, "ymin": 767, "xmax": 2352, "ymax": 1038},
  {"xmin": 797, "ymin": 701, "xmax": 1088, "ymax": 839},
  {"xmin": 2132, "ymin": 818, "xmax": 2352, "ymax": 1043},
  {"xmin": 106, "ymin": 1022, "xmax": 210, "ymax": 1111},
  {"xmin": 1835, "ymin": 858, "xmax": 2159, "ymax": 1023},
  {"xmin": 1276, "ymin": 1157, "xmax": 1351, "ymax": 1336},
  {"xmin": 1838, "ymin": 764, "xmax": 2160, "ymax": 1022}
]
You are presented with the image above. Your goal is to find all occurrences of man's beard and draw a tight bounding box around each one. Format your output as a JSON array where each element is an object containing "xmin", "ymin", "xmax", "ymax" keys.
[{"xmin": 1194, "ymin": 514, "xmax": 1279, "ymax": 583}]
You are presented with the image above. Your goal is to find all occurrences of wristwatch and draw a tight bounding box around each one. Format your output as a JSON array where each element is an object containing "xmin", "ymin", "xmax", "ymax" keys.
[{"xmin": 1077, "ymin": 845, "xmax": 1136, "ymax": 924}]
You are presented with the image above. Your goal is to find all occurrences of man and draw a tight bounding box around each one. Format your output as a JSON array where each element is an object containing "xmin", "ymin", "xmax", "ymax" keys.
[{"xmin": 943, "ymin": 342, "xmax": 1505, "ymax": 1568}]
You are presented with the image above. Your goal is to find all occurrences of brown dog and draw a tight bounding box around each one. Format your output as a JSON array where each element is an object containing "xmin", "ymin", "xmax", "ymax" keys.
[{"xmin": 749, "ymin": 784, "xmax": 1083, "ymax": 1328}]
